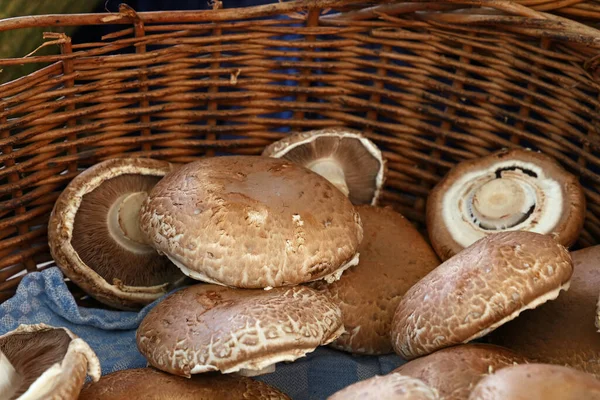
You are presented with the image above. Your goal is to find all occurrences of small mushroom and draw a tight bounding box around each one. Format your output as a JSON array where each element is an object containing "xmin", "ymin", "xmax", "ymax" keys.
[
  {"xmin": 426, "ymin": 148, "xmax": 586, "ymax": 261},
  {"xmin": 78, "ymin": 367, "xmax": 291, "ymax": 400},
  {"xmin": 393, "ymin": 344, "xmax": 529, "ymax": 400},
  {"xmin": 328, "ymin": 374, "xmax": 440, "ymax": 400},
  {"xmin": 139, "ymin": 155, "xmax": 363, "ymax": 288},
  {"xmin": 48, "ymin": 157, "xmax": 187, "ymax": 310},
  {"xmin": 310, "ymin": 205, "xmax": 440, "ymax": 355},
  {"xmin": 0, "ymin": 323, "xmax": 100, "ymax": 400},
  {"xmin": 262, "ymin": 127, "xmax": 387, "ymax": 205},
  {"xmin": 391, "ymin": 230, "xmax": 573, "ymax": 360},
  {"xmin": 488, "ymin": 245, "xmax": 600, "ymax": 377},
  {"xmin": 468, "ymin": 363, "xmax": 600, "ymax": 400},
  {"xmin": 136, "ymin": 284, "xmax": 344, "ymax": 377}
]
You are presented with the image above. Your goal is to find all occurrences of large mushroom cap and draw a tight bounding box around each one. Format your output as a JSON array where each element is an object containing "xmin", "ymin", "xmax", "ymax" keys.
[
  {"xmin": 391, "ymin": 230, "xmax": 573, "ymax": 360},
  {"xmin": 78, "ymin": 367, "xmax": 291, "ymax": 400},
  {"xmin": 468, "ymin": 363, "xmax": 600, "ymax": 400},
  {"xmin": 262, "ymin": 127, "xmax": 387, "ymax": 205},
  {"xmin": 310, "ymin": 205, "xmax": 440, "ymax": 355},
  {"xmin": 328, "ymin": 374, "xmax": 440, "ymax": 400},
  {"xmin": 488, "ymin": 245, "xmax": 600, "ymax": 377},
  {"xmin": 0, "ymin": 323, "xmax": 100, "ymax": 400},
  {"xmin": 136, "ymin": 284, "xmax": 344, "ymax": 377},
  {"xmin": 48, "ymin": 157, "xmax": 186, "ymax": 310},
  {"xmin": 393, "ymin": 344, "xmax": 529, "ymax": 400},
  {"xmin": 139, "ymin": 155, "xmax": 363, "ymax": 289},
  {"xmin": 426, "ymin": 148, "xmax": 586, "ymax": 261}
]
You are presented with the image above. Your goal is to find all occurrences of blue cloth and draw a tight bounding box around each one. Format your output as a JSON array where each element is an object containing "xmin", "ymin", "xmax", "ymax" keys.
[{"xmin": 0, "ymin": 267, "xmax": 405, "ymax": 399}]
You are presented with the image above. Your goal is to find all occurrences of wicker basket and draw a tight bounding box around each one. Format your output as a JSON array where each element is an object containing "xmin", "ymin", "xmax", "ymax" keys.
[{"xmin": 1, "ymin": 0, "xmax": 599, "ymax": 306}]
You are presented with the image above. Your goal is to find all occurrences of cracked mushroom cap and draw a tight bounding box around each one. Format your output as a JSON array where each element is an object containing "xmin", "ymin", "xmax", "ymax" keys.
[
  {"xmin": 262, "ymin": 127, "xmax": 387, "ymax": 205},
  {"xmin": 488, "ymin": 245, "xmax": 600, "ymax": 377},
  {"xmin": 391, "ymin": 230, "xmax": 573, "ymax": 360},
  {"xmin": 426, "ymin": 148, "xmax": 586, "ymax": 261},
  {"xmin": 136, "ymin": 284, "xmax": 344, "ymax": 377},
  {"xmin": 78, "ymin": 367, "xmax": 291, "ymax": 400},
  {"xmin": 310, "ymin": 205, "xmax": 440, "ymax": 355},
  {"xmin": 328, "ymin": 374, "xmax": 440, "ymax": 400},
  {"xmin": 468, "ymin": 363, "xmax": 600, "ymax": 400},
  {"xmin": 48, "ymin": 157, "xmax": 186, "ymax": 310},
  {"xmin": 0, "ymin": 323, "xmax": 101, "ymax": 400},
  {"xmin": 393, "ymin": 344, "xmax": 529, "ymax": 400},
  {"xmin": 138, "ymin": 155, "xmax": 363, "ymax": 289}
]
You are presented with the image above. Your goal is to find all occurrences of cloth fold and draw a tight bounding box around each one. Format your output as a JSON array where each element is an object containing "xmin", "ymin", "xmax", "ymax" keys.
[{"xmin": 0, "ymin": 267, "xmax": 405, "ymax": 399}]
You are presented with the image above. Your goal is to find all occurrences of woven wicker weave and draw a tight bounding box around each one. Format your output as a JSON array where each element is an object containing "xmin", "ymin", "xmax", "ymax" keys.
[{"xmin": 0, "ymin": 0, "xmax": 599, "ymax": 305}]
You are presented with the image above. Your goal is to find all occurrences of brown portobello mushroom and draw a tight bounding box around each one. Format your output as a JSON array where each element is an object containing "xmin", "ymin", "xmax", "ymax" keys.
[
  {"xmin": 426, "ymin": 148, "xmax": 585, "ymax": 261},
  {"xmin": 310, "ymin": 205, "xmax": 440, "ymax": 355},
  {"xmin": 262, "ymin": 127, "xmax": 387, "ymax": 205},
  {"xmin": 48, "ymin": 157, "xmax": 186, "ymax": 310},
  {"xmin": 0, "ymin": 324, "xmax": 100, "ymax": 400},
  {"xmin": 139, "ymin": 155, "xmax": 363, "ymax": 289},
  {"xmin": 391, "ymin": 231, "xmax": 573, "ymax": 360},
  {"xmin": 489, "ymin": 245, "xmax": 600, "ymax": 376},
  {"xmin": 328, "ymin": 374, "xmax": 440, "ymax": 400},
  {"xmin": 393, "ymin": 344, "xmax": 529, "ymax": 400},
  {"xmin": 468, "ymin": 363, "xmax": 600, "ymax": 400},
  {"xmin": 78, "ymin": 367, "xmax": 291, "ymax": 400},
  {"xmin": 136, "ymin": 284, "xmax": 344, "ymax": 377}
]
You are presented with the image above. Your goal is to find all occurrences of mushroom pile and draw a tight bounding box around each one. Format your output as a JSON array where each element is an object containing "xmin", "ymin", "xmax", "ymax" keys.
[{"xmin": 32, "ymin": 128, "xmax": 599, "ymax": 399}]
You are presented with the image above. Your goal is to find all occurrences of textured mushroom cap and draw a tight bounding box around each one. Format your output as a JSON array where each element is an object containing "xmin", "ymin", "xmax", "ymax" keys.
[
  {"xmin": 262, "ymin": 127, "xmax": 387, "ymax": 205},
  {"xmin": 426, "ymin": 148, "xmax": 586, "ymax": 261},
  {"xmin": 79, "ymin": 367, "xmax": 291, "ymax": 400},
  {"xmin": 136, "ymin": 284, "xmax": 344, "ymax": 377},
  {"xmin": 489, "ymin": 245, "xmax": 600, "ymax": 377},
  {"xmin": 328, "ymin": 374, "xmax": 440, "ymax": 400},
  {"xmin": 310, "ymin": 205, "xmax": 440, "ymax": 355},
  {"xmin": 468, "ymin": 363, "xmax": 600, "ymax": 400},
  {"xmin": 48, "ymin": 157, "xmax": 185, "ymax": 310},
  {"xmin": 139, "ymin": 155, "xmax": 363, "ymax": 288},
  {"xmin": 393, "ymin": 344, "xmax": 529, "ymax": 400},
  {"xmin": 0, "ymin": 323, "xmax": 101, "ymax": 400},
  {"xmin": 391, "ymin": 231, "xmax": 573, "ymax": 360}
]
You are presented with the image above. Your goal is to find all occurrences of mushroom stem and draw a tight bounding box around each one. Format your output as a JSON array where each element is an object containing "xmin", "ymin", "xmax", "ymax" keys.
[
  {"xmin": 306, "ymin": 159, "xmax": 350, "ymax": 197},
  {"xmin": 236, "ymin": 364, "xmax": 276, "ymax": 377},
  {"xmin": 108, "ymin": 192, "xmax": 154, "ymax": 253},
  {"xmin": 0, "ymin": 350, "xmax": 21, "ymax": 400}
]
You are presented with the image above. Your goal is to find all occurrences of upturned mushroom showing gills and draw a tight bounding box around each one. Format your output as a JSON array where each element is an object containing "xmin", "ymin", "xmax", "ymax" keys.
[
  {"xmin": 261, "ymin": 127, "xmax": 386, "ymax": 205},
  {"xmin": 426, "ymin": 148, "xmax": 585, "ymax": 261},
  {"xmin": 328, "ymin": 374, "xmax": 440, "ymax": 400},
  {"xmin": 488, "ymin": 245, "xmax": 600, "ymax": 377},
  {"xmin": 0, "ymin": 323, "xmax": 101, "ymax": 400},
  {"xmin": 79, "ymin": 367, "xmax": 291, "ymax": 400},
  {"xmin": 136, "ymin": 284, "xmax": 344, "ymax": 377},
  {"xmin": 310, "ymin": 205, "xmax": 440, "ymax": 355},
  {"xmin": 48, "ymin": 157, "xmax": 186, "ymax": 310},
  {"xmin": 392, "ymin": 344, "xmax": 529, "ymax": 400},
  {"xmin": 391, "ymin": 230, "xmax": 573, "ymax": 360},
  {"xmin": 138, "ymin": 155, "xmax": 363, "ymax": 289},
  {"xmin": 468, "ymin": 363, "xmax": 600, "ymax": 400}
]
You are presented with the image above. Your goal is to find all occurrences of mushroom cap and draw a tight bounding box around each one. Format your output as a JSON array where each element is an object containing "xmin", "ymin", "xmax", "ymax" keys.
[
  {"xmin": 393, "ymin": 344, "xmax": 529, "ymax": 400},
  {"xmin": 139, "ymin": 155, "xmax": 363, "ymax": 289},
  {"xmin": 426, "ymin": 148, "xmax": 586, "ymax": 261},
  {"xmin": 391, "ymin": 230, "xmax": 573, "ymax": 360},
  {"xmin": 261, "ymin": 127, "xmax": 387, "ymax": 205},
  {"xmin": 310, "ymin": 205, "xmax": 440, "ymax": 355},
  {"xmin": 328, "ymin": 374, "xmax": 440, "ymax": 400},
  {"xmin": 0, "ymin": 323, "xmax": 101, "ymax": 400},
  {"xmin": 78, "ymin": 367, "xmax": 291, "ymax": 400},
  {"xmin": 136, "ymin": 284, "xmax": 344, "ymax": 377},
  {"xmin": 468, "ymin": 363, "xmax": 600, "ymax": 400},
  {"xmin": 488, "ymin": 245, "xmax": 600, "ymax": 377},
  {"xmin": 48, "ymin": 157, "xmax": 186, "ymax": 310}
]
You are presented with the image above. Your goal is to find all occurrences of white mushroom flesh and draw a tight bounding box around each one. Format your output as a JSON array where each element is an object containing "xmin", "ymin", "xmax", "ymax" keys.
[
  {"xmin": 305, "ymin": 158, "xmax": 350, "ymax": 197},
  {"xmin": 442, "ymin": 160, "xmax": 563, "ymax": 249},
  {"xmin": 0, "ymin": 350, "xmax": 21, "ymax": 400},
  {"xmin": 236, "ymin": 364, "xmax": 277, "ymax": 377}
]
